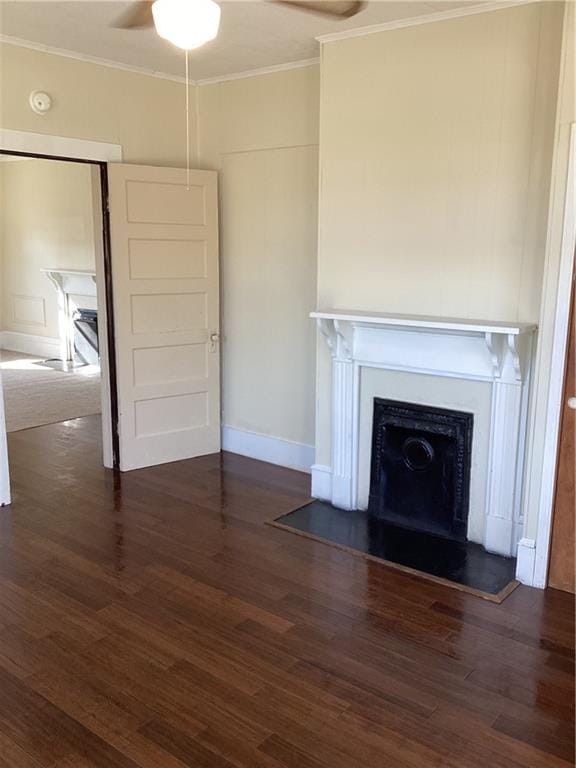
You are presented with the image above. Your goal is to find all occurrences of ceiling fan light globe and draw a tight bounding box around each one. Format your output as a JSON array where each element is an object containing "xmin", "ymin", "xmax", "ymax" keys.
[{"xmin": 152, "ymin": 0, "xmax": 221, "ymax": 50}]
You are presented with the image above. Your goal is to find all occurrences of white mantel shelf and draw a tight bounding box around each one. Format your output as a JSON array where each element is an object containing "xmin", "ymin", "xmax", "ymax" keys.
[
  {"xmin": 311, "ymin": 309, "xmax": 536, "ymax": 336},
  {"xmin": 311, "ymin": 307, "xmax": 538, "ymax": 559},
  {"xmin": 41, "ymin": 268, "xmax": 97, "ymax": 297},
  {"xmin": 41, "ymin": 267, "xmax": 97, "ymax": 280}
]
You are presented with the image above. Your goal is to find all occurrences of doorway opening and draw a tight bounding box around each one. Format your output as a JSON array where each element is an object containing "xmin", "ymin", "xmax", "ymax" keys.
[{"xmin": 0, "ymin": 149, "xmax": 119, "ymax": 486}]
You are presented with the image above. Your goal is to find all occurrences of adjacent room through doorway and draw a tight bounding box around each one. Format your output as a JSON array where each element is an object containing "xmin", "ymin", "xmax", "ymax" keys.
[{"xmin": 0, "ymin": 151, "xmax": 115, "ymax": 474}]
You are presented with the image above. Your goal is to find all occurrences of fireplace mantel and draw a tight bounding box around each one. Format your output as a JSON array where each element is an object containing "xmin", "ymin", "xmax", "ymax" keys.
[
  {"xmin": 312, "ymin": 309, "xmax": 535, "ymax": 384},
  {"xmin": 41, "ymin": 268, "xmax": 97, "ymax": 297},
  {"xmin": 311, "ymin": 309, "xmax": 536, "ymax": 336},
  {"xmin": 311, "ymin": 308, "xmax": 537, "ymax": 557},
  {"xmin": 42, "ymin": 268, "xmax": 97, "ymax": 362}
]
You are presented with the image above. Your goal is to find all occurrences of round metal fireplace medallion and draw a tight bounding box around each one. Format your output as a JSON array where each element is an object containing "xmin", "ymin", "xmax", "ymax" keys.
[{"xmin": 402, "ymin": 436, "xmax": 434, "ymax": 471}]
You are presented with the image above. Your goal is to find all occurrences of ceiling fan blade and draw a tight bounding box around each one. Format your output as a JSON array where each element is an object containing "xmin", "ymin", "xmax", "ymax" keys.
[
  {"xmin": 273, "ymin": 1, "xmax": 365, "ymax": 19},
  {"xmin": 113, "ymin": 1, "xmax": 155, "ymax": 29}
]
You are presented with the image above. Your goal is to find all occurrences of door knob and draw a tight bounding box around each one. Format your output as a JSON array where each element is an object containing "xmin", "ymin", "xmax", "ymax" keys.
[
  {"xmin": 209, "ymin": 332, "xmax": 220, "ymax": 353},
  {"xmin": 568, "ymin": 397, "xmax": 576, "ymax": 411}
]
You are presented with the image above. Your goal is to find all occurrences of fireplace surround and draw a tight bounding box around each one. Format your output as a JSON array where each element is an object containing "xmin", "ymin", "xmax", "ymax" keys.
[
  {"xmin": 311, "ymin": 310, "xmax": 536, "ymax": 557},
  {"xmin": 42, "ymin": 267, "xmax": 97, "ymax": 363}
]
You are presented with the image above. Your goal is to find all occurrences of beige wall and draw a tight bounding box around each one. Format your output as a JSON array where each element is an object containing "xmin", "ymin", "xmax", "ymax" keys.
[
  {"xmin": 1, "ymin": 158, "xmax": 96, "ymax": 340},
  {"xmin": 0, "ymin": 43, "xmax": 194, "ymax": 166},
  {"xmin": 317, "ymin": 3, "xmax": 562, "ymax": 320},
  {"xmin": 315, "ymin": 2, "xmax": 564, "ymax": 467},
  {"xmin": 197, "ymin": 66, "xmax": 319, "ymax": 448}
]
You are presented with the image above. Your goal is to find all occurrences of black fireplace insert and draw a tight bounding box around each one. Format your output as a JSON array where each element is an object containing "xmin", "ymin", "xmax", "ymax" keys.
[
  {"xmin": 368, "ymin": 398, "xmax": 473, "ymax": 542},
  {"xmin": 73, "ymin": 308, "xmax": 99, "ymax": 366}
]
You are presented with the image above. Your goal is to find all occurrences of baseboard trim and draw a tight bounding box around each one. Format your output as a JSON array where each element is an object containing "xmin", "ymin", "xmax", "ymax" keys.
[
  {"xmin": 516, "ymin": 537, "xmax": 537, "ymax": 586},
  {"xmin": 0, "ymin": 331, "xmax": 61, "ymax": 360},
  {"xmin": 221, "ymin": 426, "xmax": 314, "ymax": 473},
  {"xmin": 484, "ymin": 515, "xmax": 515, "ymax": 558},
  {"xmin": 311, "ymin": 464, "xmax": 333, "ymax": 501}
]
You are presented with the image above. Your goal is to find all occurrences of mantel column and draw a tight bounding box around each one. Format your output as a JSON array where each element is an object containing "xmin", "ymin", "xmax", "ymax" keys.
[
  {"xmin": 483, "ymin": 333, "xmax": 530, "ymax": 557},
  {"xmin": 331, "ymin": 356, "xmax": 356, "ymax": 509},
  {"xmin": 484, "ymin": 382, "xmax": 523, "ymax": 555},
  {"xmin": 316, "ymin": 317, "xmax": 357, "ymax": 509},
  {"xmin": 44, "ymin": 270, "xmax": 72, "ymax": 362}
]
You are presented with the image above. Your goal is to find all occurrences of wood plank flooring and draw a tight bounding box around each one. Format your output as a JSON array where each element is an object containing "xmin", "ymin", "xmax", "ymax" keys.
[{"xmin": 0, "ymin": 415, "xmax": 574, "ymax": 767}]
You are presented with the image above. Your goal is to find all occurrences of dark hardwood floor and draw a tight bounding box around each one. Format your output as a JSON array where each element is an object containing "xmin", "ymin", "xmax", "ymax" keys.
[{"xmin": 0, "ymin": 415, "xmax": 574, "ymax": 767}]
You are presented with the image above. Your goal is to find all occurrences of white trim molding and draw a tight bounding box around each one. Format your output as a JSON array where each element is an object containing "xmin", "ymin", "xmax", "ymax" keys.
[
  {"xmin": 311, "ymin": 464, "xmax": 333, "ymax": 499},
  {"xmin": 196, "ymin": 58, "xmax": 319, "ymax": 86},
  {"xmin": 311, "ymin": 310, "xmax": 537, "ymax": 558},
  {"xmin": 516, "ymin": 538, "xmax": 537, "ymax": 585},
  {"xmin": 316, "ymin": 0, "xmax": 535, "ymax": 44},
  {"xmin": 532, "ymin": 123, "xmax": 576, "ymax": 588},
  {"xmin": 0, "ymin": 129, "xmax": 122, "ymax": 163},
  {"xmin": 0, "ymin": 3, "xmax": 531, "ymax": 87},
  {"xmin": 222, "ymin": 425, "xmax": 314, "ymax": 473},
  {"xmin": 0, "ymin": 34, "xmax": 187, "ymax": 84},
  {"xmin": 0, "ymin": 33, "xmax": 319, "ymax": 89},
  {"xmin": 0, "ymin": 331, "xmax": 60, "ymax": 360}
]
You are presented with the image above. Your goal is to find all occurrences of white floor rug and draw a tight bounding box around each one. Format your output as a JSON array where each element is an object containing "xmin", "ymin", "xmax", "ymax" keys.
[{"xmin": 0, "ymin": 349, "xmax": 101, "ymax": 432}]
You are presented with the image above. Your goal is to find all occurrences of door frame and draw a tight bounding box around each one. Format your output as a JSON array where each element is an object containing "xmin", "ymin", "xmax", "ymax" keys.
[
  {"xmin": 531, "ymin": 123, "xmax": 576, "ymax": 587},
  {"xmin": 0, "ymin": 130, "xmax": 123, "ymax": 498}
]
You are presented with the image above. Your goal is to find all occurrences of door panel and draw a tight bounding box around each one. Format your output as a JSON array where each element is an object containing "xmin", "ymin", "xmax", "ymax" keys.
[
  {"xmin": 549, "ymin": 270, "xmax": 575, "ymax": 593},
  {"xmin": 108, "ymin": 164, "xmax": 220, "ymax": 471}
]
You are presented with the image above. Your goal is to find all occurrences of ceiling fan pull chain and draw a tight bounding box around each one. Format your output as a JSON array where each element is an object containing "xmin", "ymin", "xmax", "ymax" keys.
[{"xmin": 185, "ymin": 47, "xmax": 190, "ymax": 191}]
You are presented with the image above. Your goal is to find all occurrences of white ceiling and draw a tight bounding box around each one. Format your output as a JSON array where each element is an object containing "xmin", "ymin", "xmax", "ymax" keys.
[{"xmin": 0, "ymin": 0, "xmax": 489, "ymax": 82}]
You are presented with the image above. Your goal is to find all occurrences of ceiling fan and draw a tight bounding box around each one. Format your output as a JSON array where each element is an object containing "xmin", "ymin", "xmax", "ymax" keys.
[
  {"xmin": 114, "ymin": 1, "xmax": 365, "ymax": 187},
  {"xmin": 114, "ymin": 1, "xmax": 366, "ymax": 50}
]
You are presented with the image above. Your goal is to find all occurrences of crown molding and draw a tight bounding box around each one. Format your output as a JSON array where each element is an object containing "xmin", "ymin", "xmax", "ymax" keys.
[
  {"xmin": 196, "ymin": 58, "xmax": 320, "ymax": 86},
  {"xmin": 0, "ymin": 33, "xmax": 319, "ymax": 88},
  {"xmin": 0, "ymin": 2, "xmax": 535, "ymax": 84},
  {"xmin": 315, "ymin": 0, "xmax": 537, "ymax": 43},
  {"xmin": 2, "ymin": 2, "xmax": 528, "ymax": 85},
  {"xmin": 0, "ymin": 34, "xmax": 187, "ymax": 84}
]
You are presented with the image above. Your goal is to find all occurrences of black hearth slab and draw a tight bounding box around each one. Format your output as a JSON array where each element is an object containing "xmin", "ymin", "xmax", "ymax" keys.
[{"xmin": 271, "ymin": 501, "xmax": 518, "ymax": 602}]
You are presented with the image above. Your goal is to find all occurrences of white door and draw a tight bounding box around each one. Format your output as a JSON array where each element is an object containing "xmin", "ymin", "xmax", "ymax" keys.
[{"xmin": 107, "ymin": 164, "xmax": 220, "ymax": 471}]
